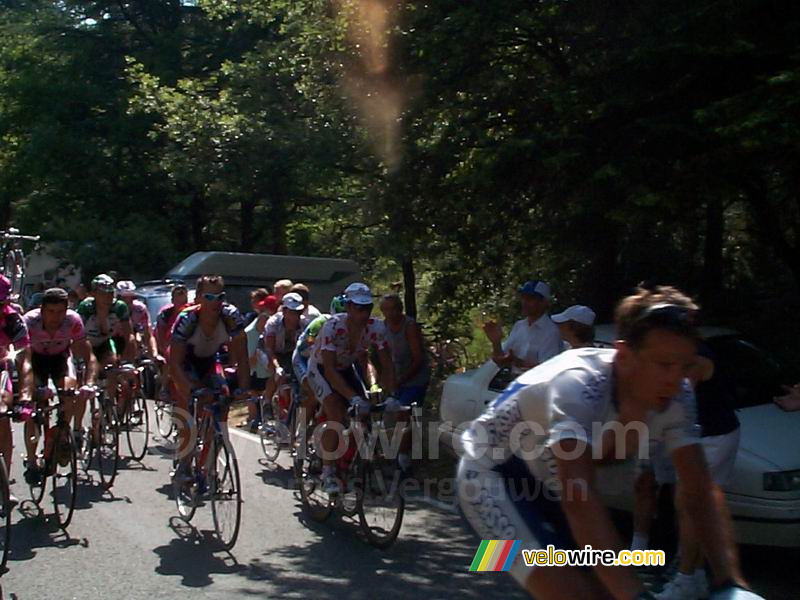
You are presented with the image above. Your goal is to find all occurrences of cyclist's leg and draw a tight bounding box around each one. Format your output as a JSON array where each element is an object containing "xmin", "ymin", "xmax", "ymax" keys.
[
  {"xmin": 457, "ymin": 455, "xmax": 604, "ymax": 599},
  {"xmin": 24, "ymin": 357, "xmax": 49, "ymax": 466},
  {"xmin": 0, "ymin": 412, "xmax": 11, "ymax": 475},
  {"xmin": 94, "ymin": 340, "xmax": 117, "ymax": 401},
  {"xmin": 394, "ymin": 384, "xmax": 426, "ymax": 469},
  {"xmin": 299, "ymin": 378, "xmax": 316, "ymax": 427},
  {"xmin": 246, "ymin": 376, "xmax": 266, "ymax": 428},
  {"xmin": 0, "ymin": 365, "xmax": 13, "ymax": 473}
]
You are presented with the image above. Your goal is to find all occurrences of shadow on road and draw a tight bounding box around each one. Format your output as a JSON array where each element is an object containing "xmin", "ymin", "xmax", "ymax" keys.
[
  {"xmin": 255, "ymin": 464, "xmax": 296, "ymax": 492},
  {"xmin": 152, "ymin": 517, "xmax": 246, "ymax": 587},
  {"xmin": 232, "ymin": 502, "xmax": 524, "ymax": 599},
  {"xmin": 8, "ymin": 501, "xmax": 87, "ymax": 563}
]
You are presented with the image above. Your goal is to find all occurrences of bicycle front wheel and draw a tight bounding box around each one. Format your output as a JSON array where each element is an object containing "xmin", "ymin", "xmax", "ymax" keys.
[
  {"xmin": 0, "ymin": 457, "xmax": 11, "ymax": 572},
  {"xmin": 154, "ymin": 399, "xmax": 175, "ymax": 439},
  {"xmin": 210, "ymin": 437, "xmax": 241, "ymax": 550},
  {"xmin": 96, "ymin": 402, "xmax": 120, "ymax": 489},
  {"xmin": 52, "ymin": 430, "xmax": 78, "ymax": 530},
  {"xmin": 125, "ymin": 393, "xmax": 150, "ymax": 461},
  {"xmin": 357, "ymin": 454, "xmax": 405, "ymax": 549},
  {"xmin": 296, "ymin": 426, "xmax": 332, "ymax": 522}
]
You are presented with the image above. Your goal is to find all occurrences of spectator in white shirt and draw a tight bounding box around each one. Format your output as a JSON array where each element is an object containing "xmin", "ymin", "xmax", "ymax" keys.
[
  {"xmin": 290, "ymin": 283, "xmax": 322, "ymax": 319},
  {"xmin": 482, "ymin": 280, "xmax": 562, "ymax": 374},
  {"xmin": 551, "ymin": 304, "xmax": 596, "ymax": 349}
]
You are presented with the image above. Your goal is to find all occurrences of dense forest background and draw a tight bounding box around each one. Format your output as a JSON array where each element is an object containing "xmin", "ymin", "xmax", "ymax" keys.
[{"xmin": 2, "ymin": 1, "xmax": 799, "ymax": 372}]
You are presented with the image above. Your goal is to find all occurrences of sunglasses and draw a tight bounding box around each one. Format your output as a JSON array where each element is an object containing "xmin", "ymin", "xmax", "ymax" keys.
[
  {"xmin": 202, "ymin": 292, "xmax": 226, "ymax": 302},
  {"xmin": 634, "ymin": 303, "xmax": 692, "ymax": 326},
  {"xmin": 352, "ymin": 303, "xmax": 374, "ymax": 312},
  {"xmin": 626, "ymin": 303, "xmax": 696, "ymax": 345}
]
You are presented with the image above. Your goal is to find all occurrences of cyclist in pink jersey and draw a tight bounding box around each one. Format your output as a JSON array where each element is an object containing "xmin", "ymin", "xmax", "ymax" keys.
[
  {"xmin": 20, "ymin": 288, "xmax": 96, "ymax": 485},
  {"xmin": 0, "ymin": 275, "xmax": 29, "ymax": 503}
]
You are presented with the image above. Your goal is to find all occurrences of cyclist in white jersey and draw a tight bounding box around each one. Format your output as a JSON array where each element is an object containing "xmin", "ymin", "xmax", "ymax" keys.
[{"xmin": 457, "ymin": 285, "xmax": 757, "ymax": 600}]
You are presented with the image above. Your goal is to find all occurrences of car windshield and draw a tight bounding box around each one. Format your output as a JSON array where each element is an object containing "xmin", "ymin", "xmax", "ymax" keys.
[
  {"xmin": 141, "ymin": 294, "xmax": 172, "ymax": 325},
  {"xmin": 705, "ymin": 335, "xmax": 786, "ymax": 409}
]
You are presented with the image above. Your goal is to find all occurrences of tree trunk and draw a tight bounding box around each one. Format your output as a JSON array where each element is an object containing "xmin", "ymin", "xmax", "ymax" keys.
[
  {"xmin": 240, "ymin": 197, "xmax": 255, "ymax": 252},
  {"xmin": 401, "ymin": 254, "xmax": 417, "ymax": 318},
  {"xmin": 270, "ymin": 196, "xmax": 288, "ymax": 255},
  {"xmin": 700, "ymin": 196, "xmax": 724, "ymax": 309},
  {"xmin": 189, "ymin": 192, "xmax": 206, "ymax": 250},
  {"xmin": 743, "ymin": 179, "xmax": 800, "ymax": 290}
]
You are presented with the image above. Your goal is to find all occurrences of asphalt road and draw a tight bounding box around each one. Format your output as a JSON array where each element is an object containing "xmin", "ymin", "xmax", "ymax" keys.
[
  {"xmin": 1, "ymin": 411, "xmax": 523, "ymax": 600},
  {"xmin": 1, "ymin": 408, "xmax": 797, "ymax": 599}
]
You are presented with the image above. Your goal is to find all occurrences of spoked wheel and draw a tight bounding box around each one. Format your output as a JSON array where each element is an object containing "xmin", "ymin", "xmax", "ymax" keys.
[
  {"xmin": 173, "ymin": 464, "xmax": 199, "ymax": 522},
  {"xmin": 95, "ymin": 402, "xmax": 120, "ymax": 489},
  {"xmin": 210, "ymin": 437, "xmax": 242, "ymax": 550},
  {"xmin": 141, "ymin": 364, "xmax": 157, "ymax": 400},
  {"xmin": 154, "ymin": 399, "xmax": 175, "ymax": 440},
  {"xmin": 51, "ymin": 429, "xmax": 78, "ymax": 530},
  {"xmin": 0, "ymin": 458, "xmax": 11, "ymax": 572},
  {"xmin": 125, "ymin": 393, "xmax": 150, "ymax": 461},
  {"xmin": 27, "ymin": 442, "xmax": 46, "ymax": 506},
  {"xmin": 296, "ymin": 427, "xmax": 332, "ymax": 522},
  {"xmin": 357, "ymin": 454, "xmax": 405, "ymax": 549}
]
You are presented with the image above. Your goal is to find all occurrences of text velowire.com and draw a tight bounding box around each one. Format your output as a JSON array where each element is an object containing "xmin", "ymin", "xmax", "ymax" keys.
[{"xmin": 523, "ymin": 545, "xmax": 665, "ymax": 567}]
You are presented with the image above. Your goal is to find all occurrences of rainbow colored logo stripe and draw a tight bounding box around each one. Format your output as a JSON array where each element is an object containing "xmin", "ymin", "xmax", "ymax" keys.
[{"xmin": 469, "ymin": 540, "xmax": 522, "ymax": 572}]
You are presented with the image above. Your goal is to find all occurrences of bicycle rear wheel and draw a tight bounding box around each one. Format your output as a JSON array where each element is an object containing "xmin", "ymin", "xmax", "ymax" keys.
[
  {"xmin": 296, "ymin": 426, "xmax": 332, "ymax": 522},
  {"xmin": 258, "ymin": 394, "xmax": 282, "ymax": 463},
  {"xmin": 51, "ymin": 430, "xmax": 78, "ymax": 530},
  {"xmin": 125, "ymin": 393, "xmax": 150, "ymax": 461},
  {"xmin": 210, "ymin": 437, "xmax": 242, "ymax": 550},
  {"xmin": 0, "ymin": 458, "xmax": 11, "ymax": 572},
  {"xmin": 96, "ymin": 402, "xmax": 120, "ymax": 489},
  {"xmin": 357, "ymin": 454, "xmax": 405, "ymax": 549}
]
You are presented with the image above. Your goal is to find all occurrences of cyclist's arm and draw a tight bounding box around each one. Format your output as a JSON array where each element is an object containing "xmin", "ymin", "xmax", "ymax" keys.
[
  {"xmin": 141, "ymin": 323, "xmax": 158, "ymax": 357},
  {"xmin": 20, "ymin": 346, "xmax": 34, "ymax": 401},
  {"xmin": 229, "ymin": 331, "xmax": 250, "ymax": 393},
  {"xmin": 71, "ymin": 338, "xmax": 97, "ymax": 386},
  {"xmin": 399, "ymin": 322, "xmax": 425, "ymax": 385},
  {"xmin": 169, "ymin": 341, "xmax": 192, "ymax": 397},
  {"xmin": 322, "ymin": 349, "xmax": 360, "ymax": 400},
  {"xmin": 376, "ymin": 346, "xmax": 397, "ymax": 396},
  {"xmin": 555, "ymin": 438, "xmax": 643, "ymax": 599},
  {"xmin": 265, "ymin": 335, "xmax": 281, "ymax": 375},
  {"xmin": 118, "ymin": 320, "xmax": 135, "ymax": 361},
  {"xmin": 155, "ymin": 322, "xmax": 168, "ymax": 357},
  {"xmin": 672, "ymin": 443, "xmax": 745, "ymax": 587}
]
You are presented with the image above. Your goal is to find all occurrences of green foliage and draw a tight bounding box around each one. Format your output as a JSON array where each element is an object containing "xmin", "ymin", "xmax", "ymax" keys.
[{"xmin": 2, "ymin": 0, "xmax": 800, "ymax": 366}]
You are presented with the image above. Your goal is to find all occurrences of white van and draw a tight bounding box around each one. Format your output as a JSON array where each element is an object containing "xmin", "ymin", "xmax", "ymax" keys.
[{"xmin": 164, "ymin": 251, "xmax": 362, "ymax": 312}]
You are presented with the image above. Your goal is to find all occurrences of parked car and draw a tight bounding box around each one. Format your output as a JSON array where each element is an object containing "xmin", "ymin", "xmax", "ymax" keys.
[
  {"xmin": 134, "ymin": 279, "xmax": 195, "ymax": 327},
  {"xmin": 438, "ymin": 325, "xmax": 800, "ymax": 547}
]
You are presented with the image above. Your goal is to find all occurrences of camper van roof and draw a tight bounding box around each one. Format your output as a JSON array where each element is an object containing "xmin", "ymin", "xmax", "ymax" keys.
[{"xmin": 166, "ymin": 252, "xmax": 359, "ymax": 283}]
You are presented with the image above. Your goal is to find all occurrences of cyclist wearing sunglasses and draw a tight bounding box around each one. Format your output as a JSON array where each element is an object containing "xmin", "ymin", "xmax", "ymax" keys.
[
  {"xmin": 169, "ymin": 275, "xmax": 249, "ymax": 479},
  {"xmin": 457, "ymin": 285, "xmax": 756, "ymax": 600},
  {"xmin": 306, "ymin": 282, "xmax": 399, "ymax": 495},
  {"xmin": 20, "ymin": 287, "xmax": 97, "ymax": 486}
]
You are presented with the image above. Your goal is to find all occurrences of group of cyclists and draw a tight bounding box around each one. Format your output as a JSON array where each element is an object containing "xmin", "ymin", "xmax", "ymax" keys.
[
  {"xmin": 0, "ymin": 269, "xmax": 767, "ymax": 600},
  {"xmin": 0, "ymin": 272, "xmax": 419, "ymax": 514}
]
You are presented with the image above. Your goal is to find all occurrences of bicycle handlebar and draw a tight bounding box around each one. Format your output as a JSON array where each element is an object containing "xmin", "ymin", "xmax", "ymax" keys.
[{"xmin": 0, "ymin": 229, "xmax": 40, "ymax": 242}]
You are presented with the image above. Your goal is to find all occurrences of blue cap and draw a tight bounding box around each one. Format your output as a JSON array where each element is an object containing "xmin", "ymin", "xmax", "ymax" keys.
[{"xmin": 518, "ymin": 280, "xmax": 551, "ymax": 300}]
